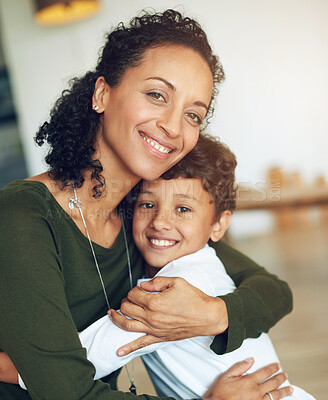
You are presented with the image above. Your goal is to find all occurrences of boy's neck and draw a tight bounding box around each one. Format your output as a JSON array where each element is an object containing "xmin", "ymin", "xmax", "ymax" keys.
[{"xmin": 145, "ymin": 263, "xmax": 164, "ymax": 278}]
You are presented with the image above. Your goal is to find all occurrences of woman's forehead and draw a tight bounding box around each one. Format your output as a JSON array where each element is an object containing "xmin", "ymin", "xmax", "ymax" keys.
[{"xmin": 120, "ymin": 44, "xmax": 213, "ymax": 102}]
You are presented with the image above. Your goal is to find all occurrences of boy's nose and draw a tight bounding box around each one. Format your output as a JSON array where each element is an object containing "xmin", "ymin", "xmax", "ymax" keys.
[{"xmin": 150, "ymin": 210, "xmax": 174, "ymax": 231}]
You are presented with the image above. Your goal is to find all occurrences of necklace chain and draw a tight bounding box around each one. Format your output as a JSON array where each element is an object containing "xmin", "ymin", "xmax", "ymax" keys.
[{"xmin": 69, "ymin": 185, "xmax": 135, "ymax": 391}]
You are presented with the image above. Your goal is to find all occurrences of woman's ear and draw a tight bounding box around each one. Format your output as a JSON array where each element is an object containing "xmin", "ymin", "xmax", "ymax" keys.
[
  {"xmin": 91, "ymin": 76, "xmax": 109, "ymax": 113},
  {"xmin": 210, "ymin": 210, "xmax": 231, "ymax": 242}
]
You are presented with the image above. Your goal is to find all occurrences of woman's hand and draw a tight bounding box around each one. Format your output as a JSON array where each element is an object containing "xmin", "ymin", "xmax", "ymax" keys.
[
  {"xmin": 0, "ymin": 352, "xmax": 19, "ymax": 384},
  {"xmin": 203, "ymin": 358, "xmax": 293, "ymax": 400},
  {"xmin": 109, "ymin": 276, "xmax": 228, "ymax": 356}
]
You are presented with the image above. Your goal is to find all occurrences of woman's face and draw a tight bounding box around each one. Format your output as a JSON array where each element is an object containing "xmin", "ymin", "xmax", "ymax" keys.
[{"xmin": 95, "ymin": 44, "xmax": 213, "ymax": 181}]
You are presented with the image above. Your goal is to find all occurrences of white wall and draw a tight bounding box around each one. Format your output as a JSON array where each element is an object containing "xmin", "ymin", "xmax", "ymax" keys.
[{"xmin": 1, "ymin": 0, "xmax": 327, "ymax": 234}]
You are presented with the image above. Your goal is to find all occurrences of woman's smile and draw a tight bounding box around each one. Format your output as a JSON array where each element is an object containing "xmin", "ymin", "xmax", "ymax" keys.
[{"xmin": 139, "ymin": 131, "xmax": 176, "ymax": 158}]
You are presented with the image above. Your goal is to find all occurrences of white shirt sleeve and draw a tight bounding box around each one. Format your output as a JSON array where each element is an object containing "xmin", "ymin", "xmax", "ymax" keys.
[{"xmin": 78, "ymin": 313, "xmax": 171, "ymax": 380}]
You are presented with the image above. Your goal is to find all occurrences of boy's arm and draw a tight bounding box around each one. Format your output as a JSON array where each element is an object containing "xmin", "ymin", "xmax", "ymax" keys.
[
  {"xmin": 78, "ymin": 314, "xmax": 169, "ymax": 380},
  {"xmin": 209, "ymin": 240, "xmax": 293, "ymax": 354}
]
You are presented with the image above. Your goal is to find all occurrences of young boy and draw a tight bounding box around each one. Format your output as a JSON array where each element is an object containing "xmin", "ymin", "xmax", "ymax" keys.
[{"xmin": 18, "ymin": 135, "xmax": 315, "ymax": 399}]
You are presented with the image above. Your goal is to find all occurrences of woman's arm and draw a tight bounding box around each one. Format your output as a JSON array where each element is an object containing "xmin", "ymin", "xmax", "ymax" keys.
[{"xmin": 110, "ymin": 241, "xmax": 292, "ymax": 356}]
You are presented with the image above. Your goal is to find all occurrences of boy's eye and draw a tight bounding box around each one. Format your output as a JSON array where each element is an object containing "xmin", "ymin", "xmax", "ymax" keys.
[
  {"xmin": 177, "ymin": 206, "xmax": 191, "ymax": 213},
  {"xmin": 139, "ymin": 202, "xmax": 154, "ymax": 209},
  {"xmin": 146, "ymin": 92, "xmax": 165, "ymax": 102},
  {"xmin": 185, "ymin": 112, "xmax": 202, "ymax": 125}
]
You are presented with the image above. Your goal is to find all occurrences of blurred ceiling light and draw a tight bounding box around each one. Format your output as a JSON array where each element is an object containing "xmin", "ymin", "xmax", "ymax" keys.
[{"xmin": 34, "ymin": 0, "xmax": 101, "ymax": 26}]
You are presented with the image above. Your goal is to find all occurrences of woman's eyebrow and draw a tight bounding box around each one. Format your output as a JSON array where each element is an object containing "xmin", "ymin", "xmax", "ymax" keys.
[
  {"xmin": 145, "ymin": 77, "xmax": 209, "ymax": 112},
  {"xmin": 146, "ymin": 76, "xmax": 175, "ymax": 91}
]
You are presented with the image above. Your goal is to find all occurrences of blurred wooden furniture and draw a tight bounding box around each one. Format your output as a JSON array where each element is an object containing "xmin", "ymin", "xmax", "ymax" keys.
[{"xmin": 236, "ymin": 168, "xmax": 328, "ymax": 230}]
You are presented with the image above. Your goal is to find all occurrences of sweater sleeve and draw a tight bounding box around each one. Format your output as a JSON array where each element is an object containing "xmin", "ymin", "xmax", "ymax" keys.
[
  {"xmin": 0, "ymin": 189, "xmax": 172, "ymax": 400},
  {"xmin": 209, "ymin": 240, "xmax": 293, "ymax": 355}
]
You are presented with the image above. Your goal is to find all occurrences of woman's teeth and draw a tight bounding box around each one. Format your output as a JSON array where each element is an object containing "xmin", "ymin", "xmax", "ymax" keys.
[
  {"xmin": 150, "ymin": 238, "xmax": 176, "ymax": 247},
  {"xmin": 143, "ymin": 136, "xmax": 170, "ymax": 154}
]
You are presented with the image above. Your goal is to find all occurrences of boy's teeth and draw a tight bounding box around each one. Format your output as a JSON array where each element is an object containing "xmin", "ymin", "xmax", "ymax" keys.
[
  {"xmin": 150, "ymin": 238, "xmax": 175, "ymax": 247},
  {"xmin": 143, "ymin": 136, "xmax": 170, "ymax": 153}
]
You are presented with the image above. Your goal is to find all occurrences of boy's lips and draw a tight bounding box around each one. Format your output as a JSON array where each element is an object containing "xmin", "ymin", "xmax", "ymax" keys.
[{"xmin": 147, "ymin": 237, "xmax": 179, "ymax": 249}]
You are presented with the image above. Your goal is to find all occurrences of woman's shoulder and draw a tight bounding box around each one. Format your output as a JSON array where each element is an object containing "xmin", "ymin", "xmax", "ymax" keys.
[
  {"xmin": 0, "ymin": 179, "xmax": 61, "ymax": 223},
  {"xmin": 1, "ymin": 179, "xmax": 52, "ymax": 206}
]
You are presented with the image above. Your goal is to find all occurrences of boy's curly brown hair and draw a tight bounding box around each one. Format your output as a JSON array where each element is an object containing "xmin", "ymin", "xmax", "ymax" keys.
[{"xmin": 161, "ymin": 134, "xmax": 237, "ymax": 219}]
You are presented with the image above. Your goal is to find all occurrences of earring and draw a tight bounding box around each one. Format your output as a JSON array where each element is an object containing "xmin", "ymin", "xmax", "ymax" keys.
[{"xmin": 92, "ymin": 104, "xmax": 99, "ymax": 111}]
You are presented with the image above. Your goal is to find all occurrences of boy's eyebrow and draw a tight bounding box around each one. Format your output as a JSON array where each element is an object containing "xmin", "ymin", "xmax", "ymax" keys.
[
  {"xmin": 138, "ymin": 189, "xmax": 154, "ymax": 195},
  {"xmin": 138, "ymin": 191, "xmax": 199, "ymax": 202},
  {"xmin": 174, "ymin": 193, "xmax": 198, "ymax": 202},
  {"xmin": 145, "ymin": 77, "xmax": 209, "ymax": 112}
]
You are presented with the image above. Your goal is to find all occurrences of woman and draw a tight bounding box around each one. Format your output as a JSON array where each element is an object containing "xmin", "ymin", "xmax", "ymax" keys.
[{"xmin": 0, "ymin": 10, "xmax": 292, "ymax": 400}]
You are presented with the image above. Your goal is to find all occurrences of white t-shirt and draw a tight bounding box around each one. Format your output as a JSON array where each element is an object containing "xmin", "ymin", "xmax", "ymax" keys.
[{"xmin": 19, "ymin": 245, "xmax": 316, "ymax": 399}]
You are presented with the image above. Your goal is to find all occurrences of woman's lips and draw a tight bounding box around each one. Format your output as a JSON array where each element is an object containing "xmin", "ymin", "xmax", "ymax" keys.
[{"xmin": 139, "ymin": 131, "xmax": 177, "ymax": 158}]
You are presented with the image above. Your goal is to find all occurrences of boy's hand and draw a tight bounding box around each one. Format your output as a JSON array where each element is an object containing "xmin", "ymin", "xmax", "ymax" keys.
[
  {"xmin": 109, "ymin": 276, "xmax": 228, "ymax": 356},
  {"xmin": 204, "ymin": 358, "xmax": 293, "ymax": 400},
  {"xmin": 0, "ymin": 352, "xmax": 19, "ymax": 384}
]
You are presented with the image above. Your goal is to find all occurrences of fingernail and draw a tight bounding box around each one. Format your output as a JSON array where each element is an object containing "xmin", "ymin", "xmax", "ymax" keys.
[
  {"xmin": 107, "ymin": 310, "xmax": 112, "ymax": 319},
  {"xmin": 244, "ymin": 357, "xmax": 253, "ymax": 363},
  {"xmin": 117, "ymin": 350, "xmax": 125, "ymax": 357},
  {"xmin": 288, "ymin": 387, "xmax": 294, "ymax": 394}
]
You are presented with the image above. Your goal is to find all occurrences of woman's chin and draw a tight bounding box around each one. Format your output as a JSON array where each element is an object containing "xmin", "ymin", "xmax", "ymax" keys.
[{"xmin": 137, "ymin": 166, "xmax": 165, "ymax": 182}]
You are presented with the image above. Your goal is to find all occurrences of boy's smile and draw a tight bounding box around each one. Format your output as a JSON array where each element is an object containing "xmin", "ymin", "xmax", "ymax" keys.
[{"xmin": 132, "ymin": 178, "xmax": 225, "ymax": 274}]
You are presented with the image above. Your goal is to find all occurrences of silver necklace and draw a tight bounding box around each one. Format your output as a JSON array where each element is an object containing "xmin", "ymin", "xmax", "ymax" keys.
[{"xmin": 68, "ymin": 184, "xmax": 136, "ymax": 394}]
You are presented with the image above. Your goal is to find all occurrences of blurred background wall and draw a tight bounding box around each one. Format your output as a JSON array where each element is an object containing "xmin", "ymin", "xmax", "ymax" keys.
[{"xmin": 0, "ymin": 0, "xmax": 327, "ymax": 235}]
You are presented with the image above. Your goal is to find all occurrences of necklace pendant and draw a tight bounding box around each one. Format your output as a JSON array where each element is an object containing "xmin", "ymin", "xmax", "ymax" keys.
[
  {"xmin": 68, "ymin": 198, "xmax": 82, "ymax": 210},
  {"xmin": 129, "ymin": 383, "xmax": 137, "ymax": 395},
  {"xmin": 68, "ymin": 199, "xmax": 76, "ymax": 210}
]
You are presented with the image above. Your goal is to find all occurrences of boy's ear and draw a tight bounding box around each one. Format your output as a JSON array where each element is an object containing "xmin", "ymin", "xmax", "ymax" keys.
[
  {"xmin": 210, "ymin": 210, "xmax": 231, "ymax": 242},
  {"xmin": 92, "ymin": 76, "xmax": 110, "ymax": 113}
]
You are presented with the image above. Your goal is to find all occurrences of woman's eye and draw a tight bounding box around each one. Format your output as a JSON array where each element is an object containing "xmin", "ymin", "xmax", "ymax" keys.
[
  {"xmin": 185, "ymin": 112, "xmax": 202, "ymax": 125},
  {"xmin": 146, "ymin": 92, "xmax": 165, "ymax": 102},
  {"xmin": 177, "ymin": 206, "xmax": 191, "ymax": 213}
]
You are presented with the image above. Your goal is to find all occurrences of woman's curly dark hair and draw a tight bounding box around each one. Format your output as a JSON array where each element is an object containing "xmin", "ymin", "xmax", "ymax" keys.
[{"xmin": 35, "ymin": 9, "xmax": 225, "ymax": 198}]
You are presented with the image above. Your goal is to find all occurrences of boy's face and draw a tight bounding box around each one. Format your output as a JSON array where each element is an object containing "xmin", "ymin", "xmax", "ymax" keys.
[{"xmin": 133, "ymin": 178, "xmax": 229, "ymax": 269}]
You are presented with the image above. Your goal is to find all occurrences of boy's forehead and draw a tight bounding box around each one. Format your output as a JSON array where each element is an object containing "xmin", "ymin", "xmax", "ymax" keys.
[{"xmin": 140, "ymin": 178, "xmax": 210, "ymax": 203}]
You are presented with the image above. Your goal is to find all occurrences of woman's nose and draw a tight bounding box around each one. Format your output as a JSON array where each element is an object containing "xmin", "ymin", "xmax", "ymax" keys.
[
  {"xmin": 157, "ymin": 107, "xmax": 182, "ymax": 138},
  {"xmin": 150, "ymin": 209, "xmax": 174, "ymax": 231}
]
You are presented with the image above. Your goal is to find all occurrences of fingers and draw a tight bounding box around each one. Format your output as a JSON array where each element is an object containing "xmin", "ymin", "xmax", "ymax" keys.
[
  {"xmin": 139, "ymin": 276, "xmax": 176, "ymax": 292},
  {"xmin": 126, "ymin": 286, "xmax": 166, "ymax": 315},
  {"xmin": 126, "ymin": 286, "xmax": 152, "ymax": 308},
  {"xmin": 119, "ymin": 296, "xmax": 148, "ymax": 321},
  {"xmin": 268, "ymin": 386, "xmax": 294, "ymax": 399},
  {"xmin": 260, "ymin": 372, "xmax": 288, "ymax": 394},
  {"xmin": 223, "ymin": 357, "xmax": 255, "ymax": 377},
  {"xmin": 251, "ymin": 362, "xmax": 281, "ymax": 383},
  {"xmin": 116, "ymin": 334, "xmax": 163, "ymax": 357},
  {"xmin": 108, "ymin": 309, "xmax": 151, "ymax": 334}
]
